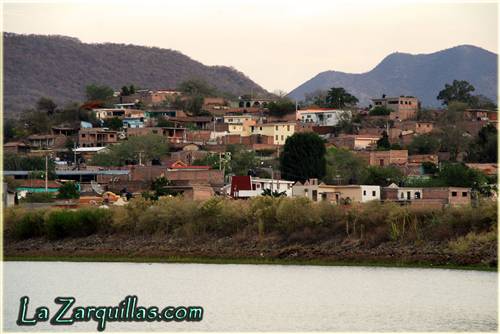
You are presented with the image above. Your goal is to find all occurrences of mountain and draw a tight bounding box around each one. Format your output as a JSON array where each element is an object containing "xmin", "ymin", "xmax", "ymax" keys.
[
  {"xmin": 288, "ymin": 45, "xmax": 498, "ymax": 107},
  {"xmin": 3, "ymin": 32, "xmax": 269, "ymax": 115}
]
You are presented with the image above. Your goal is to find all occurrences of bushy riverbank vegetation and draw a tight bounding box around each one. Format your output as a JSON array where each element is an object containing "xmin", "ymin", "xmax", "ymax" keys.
[{"xmin": 5, "ymin": 198, "xmax": 496, "ymax": 252}]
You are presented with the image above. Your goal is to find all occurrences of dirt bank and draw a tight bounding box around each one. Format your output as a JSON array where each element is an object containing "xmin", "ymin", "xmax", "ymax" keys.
[{"xmin": 4, "ymin": 234, "xmax": 497, "ymax": 270}]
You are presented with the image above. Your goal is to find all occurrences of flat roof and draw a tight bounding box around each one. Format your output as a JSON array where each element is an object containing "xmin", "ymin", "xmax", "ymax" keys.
[{"xmin": 3, "ymin": 170, "xmax": 130, "ymax": 176}]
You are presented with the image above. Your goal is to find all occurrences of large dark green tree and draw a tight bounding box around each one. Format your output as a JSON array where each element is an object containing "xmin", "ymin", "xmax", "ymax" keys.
[
  {"xmin": 325, "ymin": 87, "xmax": 358, "ymax": 109},
  {"xmin": 466, "ymin": 124, "xmax": 498, "ymax": 163},
  {"xmin": 324, "ymin": 147, "xmax": 367, "ymax": 184},
  {"xmin": 361, "ymin": 166, "xmax": 403, "ymax": 186},
  {"xmin": 408, "ymin": 134, "xmax": 441, "ymax": 154},
  {"xmin": 376, "ymin": 131, "xmax": 391, "ymax": 150},
  {"xmin": 85, "ymin": 84, "xmax": 114, "ymax": 102},
  {"xmin": 36, "ymin": 97, "xmax": 57, "ymax": 115},
  {"xmin": 267, "ymin": 98, "xmax": 296, "ymax": 117},
  {"xmin": 280, "ymin": 133, "xmax": 326, "ymax": 182},
  {"xmin": 103, "ymin": 117, "xmax": 123, "ymax": 130},
  {"xmin": 437, "ymin": 80, "xmax": 476, "ymax": 106}
]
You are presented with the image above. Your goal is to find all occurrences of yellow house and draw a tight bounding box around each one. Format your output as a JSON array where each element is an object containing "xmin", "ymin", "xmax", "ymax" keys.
[{"xmin": 247, "ymin": 122, "xmax": 295, "ymax": 145}]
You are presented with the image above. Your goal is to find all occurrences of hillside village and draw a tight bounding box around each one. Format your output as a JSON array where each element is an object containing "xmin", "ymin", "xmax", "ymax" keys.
[{"xmin": 3, "ymin": 79, "xmax": 498, "ymax": 211}]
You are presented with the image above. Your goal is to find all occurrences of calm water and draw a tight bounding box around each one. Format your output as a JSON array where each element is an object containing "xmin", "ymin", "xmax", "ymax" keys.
[{"xmin": 3, "ymin": 261, "xmax": 498, "ymax": 332}]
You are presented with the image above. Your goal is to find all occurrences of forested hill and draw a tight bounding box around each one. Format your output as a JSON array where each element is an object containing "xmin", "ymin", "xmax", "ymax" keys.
[{"xmin": 3, "ymin": 32, "xmax": 269, "ymax": 114}]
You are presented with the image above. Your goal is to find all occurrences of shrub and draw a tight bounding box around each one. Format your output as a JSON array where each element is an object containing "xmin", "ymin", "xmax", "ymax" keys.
[
  {"xmin": 10, "ymin": 210, "xmax": 46, "ymax": 239},
  {"xmin": 276, "ymin": 197, "xmax": 319, "ymax": 234},
  {"xmin": 448, "ymin": 230, "xmax": 497, "ymax": 255},
  {"xmin": 45, "ymin": 208, "xmax": 112, "ymax": 240},
  {"xmin": 57, "ymin": 181, "xmax": 80, "ymax": 199},
  {"xmin": 22, "ymin": 192, "xmax": 54, "ymax": 203}
]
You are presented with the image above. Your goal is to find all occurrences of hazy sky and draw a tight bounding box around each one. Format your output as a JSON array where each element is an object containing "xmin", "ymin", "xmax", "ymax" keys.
[{"xmin": 3, "ymin": 0, "xmax": 498, "ymax": 92}]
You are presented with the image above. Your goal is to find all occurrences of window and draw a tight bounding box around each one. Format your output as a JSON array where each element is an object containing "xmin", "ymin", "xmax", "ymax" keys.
[
  {"xmin": 462, "ymin": 192, "xmax": 468, "ymax": 197},
  {"xmin": 400, "ymin": 193, "xmax": 404, "ymax": 199},
  {"xmin": 259, "ymin": 127, "xmax": 262, "ymax": 131},
  {"xmin": 415, "ymin": 192, "xmax": 421, "ymax": 199},
  {"xmin": 152, "ymin": 130, "xmax": 158, "ymax": 134},
  {"xmin": 81, "ymin": 134, "xmax": 86, "ymax": 138},
  {"xmin": 327, "ymin": 114, "xmax": 332, "ymax": 118},
  {"xmin": 372, "ymin": 191, "xmax": 376, "ymax": 196},
  {"xmin": 281, "ymin": 135, "xmax": 284, "ymax": 140},
  {"xmin": 287, "ymin": 125, "xmax": 290, "ymax": 131},
  {"xmin": 275, "ymin": 135, "xmax": 278, "ymax": 141},
  {"xmin": 363, "ymin": 190, "xmax": 367, "ymax": 195},
  {"xmin": 379, "ymin": 159, "xmax": 385, "ymax": 166},
  {"xmin": 275, "ymin": 126, "xmax": 278, "ymax": 130},
  {"xmin": 452, "ymin": 191, "xmax": 458, "ymax": 197}
]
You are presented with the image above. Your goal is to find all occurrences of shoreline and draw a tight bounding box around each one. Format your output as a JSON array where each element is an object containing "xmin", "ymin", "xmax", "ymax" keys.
[{"xmin": 3, "ymin": 254, "xmax": 496, "ymax": 272}]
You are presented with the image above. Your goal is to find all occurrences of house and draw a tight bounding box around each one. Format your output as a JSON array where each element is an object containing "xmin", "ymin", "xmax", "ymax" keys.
[
  {"xmin": 16, "ymin": 179, "xmax": 61, "ymax": 193},
  {"xmin": 230, "ymin": 175, "xmax": 294, "ymax": 198},
  {"xmin": 395, "ymin": 121, "xmax": 434, "ymax": 134},
  {"xmin": 27, "ymin": 134, "xmax": 67, "ymax": 150},
  {"xmin": 168, "ymin": 116, "xmax": 214, "ymax": 130},
  {"xmin": 329, "ymin": 134, "xmax": 380, "ymax": 150},
  {"xmin": 356, "ymin": 150, "xmax": 408, "ymax": 167},
  {"xmin": 4, "ymin": 141, "xmax": 30, "ymax": 154},
  {"xmin": 247, "ymin": 122, "xmax": 296, "ymax": 145},
  {"xmin": 464, "ymin": 109, "xmax": 497, "ymax": 122},
  {"xmin": 465, "ymin": 163, "xmax": 498, "ymax": 176},
  {"xmin": 123, "ymin": 118, "xmax": 144, "ymax": 128},
  {"xmin": 223, "ymin": 114, "xmax": 262, "ymax": 125},
  {"xmin": 382, "ymin": 183, "xmax": 471, "ymax": 208},
  {"xmin": 292, "ymin": 179, "xmax": 380, "ymax": 204},
  {"xmin": 74, "ymin": 147, "xmax": 110, "ymax": 162},
  {"xmin": 52, "ymin": 126, "xmax": 80, "ymax": 136},
  {"xmin": 126, "ymin": 127, "xmax": 186, "ymax": 143},
  {"xmin": 144, "ymin": 109, "xmax": 178, "ymax": 119},
  {"xmin": 78, "ymin": 129, "xmax": 118, "ymax": 147},
  {"xmin": 94, "ymin": 108, "xmax": 126, "ymax": 120},
  {"xmin": 371, "ymin": 96, "xmax": 419, "ymax": 121},
  {"xmin": 165, "ymin": 161, "xmax": 224, "ymax": 187},
  {"xmin": 296, "ymin": 109, "xmax": 350, "ymax": 126}
]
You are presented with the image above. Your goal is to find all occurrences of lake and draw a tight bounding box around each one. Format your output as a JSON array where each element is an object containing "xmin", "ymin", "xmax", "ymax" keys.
[{"xmin": 3, "ymin": 261, "xmax": 497, "ymax": 332}]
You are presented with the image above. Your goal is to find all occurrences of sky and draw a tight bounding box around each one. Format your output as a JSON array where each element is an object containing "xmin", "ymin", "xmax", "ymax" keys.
[{"xmin": 2, "ymin": 0, "xmax": 498, "ymax": 93}]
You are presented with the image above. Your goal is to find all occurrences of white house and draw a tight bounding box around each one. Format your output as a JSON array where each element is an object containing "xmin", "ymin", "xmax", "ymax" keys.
[{"xmin": 296, "ymin": 109, "xmax": 351, "ymax": 126}]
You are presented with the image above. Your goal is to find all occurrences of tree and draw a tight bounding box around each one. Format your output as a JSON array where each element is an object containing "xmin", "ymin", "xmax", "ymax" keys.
[
  {"xmin": 267, "ymin": 98, "xmax": 295, "ymax": 117},
  {"xmin": 437, "ymin": 163, "xmax": 488, "ymax": 189},
  {"xmin": 369, "ymin": 106, "xmax": 391, "ymax": 116},
  {"xmin": 261, "ymin": 188, "xmax": 287, "ymax": 197},
  {"xmin": 466, "ymin": 124, "xmax": 498, "ymax": 163},
  {"xmin": 36, "ymin": 97, "xmax": 57, "ymax": 115},
  {"xmin": 103, "ymin": 117, "xmax": 123, "ymax": 130},
  {"xmin": 437, "ymin": 80, "xmax": 476, "ymax": 106},
  {"xmin": 91, "ymin": 134, "xmax": 169, "ymax": 166},
  {"xmin": 325, "ymin": 87, "xmax": 358, "ymax": 109},
  {"xmin": 226, "ymin": 145, "xmax": 257, "ymax": 176},
  {"xmin": 469, "ymin": 94, "xmax": 497, "ymax": 110},
  {"xmin": 376, "ymin": 131, "xmax": 391, "ymax": 150},
  {"xmin": 361, "ymin": 166, "xmax": 403, "ymax": 186},
  {"xmin": 178, "ymin": 79, "xmax": 216, "ymax": 96},
  {"xmin": 121, "ymin": 86, "xmax": 130, "ymax": 96},
  {"xmin": 437, "ymin": 125, "xmax": 471, "ymax": 161},
  {"xmin": 57, "ymin": 181, "xmax": 80, "ymax": 199},
  {"xmin": 408, "ymin": 134, "xmax": 440, "ymax": 154},
  {"xmin": 85, "ymin": 84, "xmax": 114, "ymax": 102},
  {"xmin": 280, "ymin": 133, "xmax": 326, "ymax": 182},
  {"xmin": 4, "ymin": 153, "xmax": 56, "ymax": 179},
  {"xmin": 324, "ymin": 147, "xmax": 367, "ymax": 184}
]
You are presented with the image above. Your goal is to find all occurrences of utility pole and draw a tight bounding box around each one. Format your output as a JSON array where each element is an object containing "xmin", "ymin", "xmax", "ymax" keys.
[
  {"xmin": 73, "ymin": 142, "xmax": 77, "ymax": 166},
  {"xmin": 45, "ymin": 154, "xmax": 48, "ymax": 192}
]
